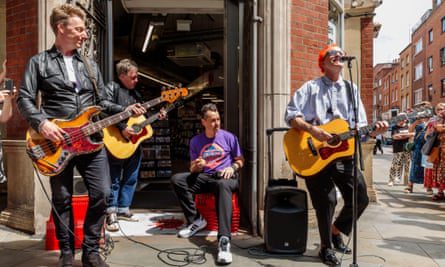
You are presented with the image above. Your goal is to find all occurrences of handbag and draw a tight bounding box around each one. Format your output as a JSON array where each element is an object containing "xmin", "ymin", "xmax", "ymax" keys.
[
  {"xmin": 404, "ymin": 142, "xmax": 415, "ymax": 152},
  {"xmin": 428, "ymin": 147, "xmax": 440, "ymax": 164},
  {"xmin": 421, "ymin": 132, "xmax": 438, "ymax": 155}
]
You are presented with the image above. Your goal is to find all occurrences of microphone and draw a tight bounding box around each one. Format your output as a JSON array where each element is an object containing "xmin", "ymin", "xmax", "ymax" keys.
[{"xmin": 340, "ymin": 56, "xmax": 356, "ymax": 62}]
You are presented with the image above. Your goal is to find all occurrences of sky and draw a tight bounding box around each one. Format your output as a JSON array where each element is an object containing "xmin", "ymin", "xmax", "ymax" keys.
[{"xmin": 374, "ymin": 0, "xmax": 432, "ymax": 65}]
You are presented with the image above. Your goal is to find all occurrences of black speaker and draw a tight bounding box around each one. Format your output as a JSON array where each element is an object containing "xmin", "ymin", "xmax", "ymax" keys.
[{"xmin": 264, "ymin": 185, "xmax": 307, "ymax": 254}]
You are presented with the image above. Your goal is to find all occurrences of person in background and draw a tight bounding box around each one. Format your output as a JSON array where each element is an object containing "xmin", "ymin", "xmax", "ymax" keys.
[
  {"xmin": 16, "ymin": 4, "xmax": 145, "ymax": 267},
  {"xmin": 0, "ymin": 59, "xmax": 17, "ymax": 123},
  {"xmin": 171, "ymin": 103, "xmax": 244, "ymax": 265},
  {"xmin": 373, "ymin": 134, "xmax": 384, "ymax": 155},
  {"xmin": 425, "ymin": 103, "xmax": 445, "ymax": 201},
  {"xmin": 388, "ymin": 116, "xmax": 412, "ymax": 186},
  {"xmin": 405, "ymin": 116, "xmax": 429, "ymax": 193},
  {"xmin": 0, "ymin": 59, "xmax": 18, "ymax": 184},
  {"xmin": 285, "ymin": 44, "xmax": 387, "ymax": 266}
]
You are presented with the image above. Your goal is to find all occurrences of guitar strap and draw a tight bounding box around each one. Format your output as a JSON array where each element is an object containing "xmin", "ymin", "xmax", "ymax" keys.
[
  {"xmin": 81, "ymin": 55, "xmax": 102, "ymax": 104},
  {"xmin": 344, "ymin": 80, "xmax": 355, "ymax": 124}
]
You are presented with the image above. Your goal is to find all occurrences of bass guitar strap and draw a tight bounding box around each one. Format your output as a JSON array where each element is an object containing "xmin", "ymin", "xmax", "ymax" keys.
[{"xmin": 81, "ymin": 55, "xmax": 102, "ymax": 104}]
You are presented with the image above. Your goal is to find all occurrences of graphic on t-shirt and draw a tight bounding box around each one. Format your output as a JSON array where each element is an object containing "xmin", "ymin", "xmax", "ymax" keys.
[{"xmin": 200, "ymin": 143, "xmax": 225, "ymax": 170}]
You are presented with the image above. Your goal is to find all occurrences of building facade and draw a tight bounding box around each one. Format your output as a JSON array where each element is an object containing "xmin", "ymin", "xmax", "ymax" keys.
[
  {"xmin": 377, "ymin": 0, "xmax": 444, "ymax": 116},
  {"xmin": 409, "ymin": 0, "xmax": 445, "ymax": 107},
  {"xmin": 0, "ymin": 0, "xmax": 381, "ymax": 235},
  {"xmin": 399, "ymin": 44, "xmax": 412, "ymax": 112},
  {"xmin": 373, "ymin": 62, "xmax": 399, "ymax": 120}
]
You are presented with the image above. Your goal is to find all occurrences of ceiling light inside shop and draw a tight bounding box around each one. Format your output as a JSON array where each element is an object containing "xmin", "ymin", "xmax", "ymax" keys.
[{"xmin": 142, "ymin": 24, "xmax": 155, "ymax": 53}]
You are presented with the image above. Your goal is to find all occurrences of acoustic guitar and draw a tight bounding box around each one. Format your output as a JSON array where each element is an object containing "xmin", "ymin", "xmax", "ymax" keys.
[
  {"xmin": 25, "ymin": 88, "xmax": 187, "ymax": 176},
  {"xmin": 103, "ymin": 99, "xmax": 184, "ymax": 159},
  {"xmin": 283, "ymin": 107, "xmax": 433, "ymax": 178}
]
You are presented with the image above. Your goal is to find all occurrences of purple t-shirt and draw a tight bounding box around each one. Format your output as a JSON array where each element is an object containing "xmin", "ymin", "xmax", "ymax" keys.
[{"xmin": 189, "ymin": 129, "xmax": 242, "ymax": 174}]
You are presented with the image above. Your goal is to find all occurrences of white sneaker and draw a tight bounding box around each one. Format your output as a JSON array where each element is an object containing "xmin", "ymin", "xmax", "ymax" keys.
[
  {"xmin": 394, "ymin": 178, "xmax": 401, "ymax": 184},
  {"xmin": 105, "ymin": 213, "xmax": 119, "ymax": 232},
  {"xmin": 177, "ymin": 216, "xmax": 207, "ymax": 238},
  {"xmin": 217, "ymin": 236, "xmax": 232, "ymax": 264}
]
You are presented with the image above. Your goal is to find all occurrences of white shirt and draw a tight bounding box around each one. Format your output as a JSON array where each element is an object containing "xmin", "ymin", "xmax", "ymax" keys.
[{"xmin": 63, "ymin": 55, "xmax": 79, "ymax": 93}]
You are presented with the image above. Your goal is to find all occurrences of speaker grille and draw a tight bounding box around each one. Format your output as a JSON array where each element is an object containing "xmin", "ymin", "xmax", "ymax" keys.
[{"xmin": 264, "ymin": 186, "xmax": 307, "ymax": 254}]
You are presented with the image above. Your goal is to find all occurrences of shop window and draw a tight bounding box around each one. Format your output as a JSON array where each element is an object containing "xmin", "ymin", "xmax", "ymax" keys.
[
  {"xmin": 428, "ymin": 84, "xmax": 433, "ymax": 101},
  {"xmin": 414, "ymin": 88, "xmax": 423, "ymax": 105},
  {"xmin": 442, "ymin": 79, "xmax": 445, "ymax": 97},
  {"xmin": 442, "ymin": 17, "xmax": 445, "ymax": 33},
  {"xmin": 406, "ymin": 72, "xmax": 409, "ymax": 86},
  {"xmin": 414, "ymin": 63, "xmax": 423, "ymax": 80},
  {"xmin": 441, "ymin": 47, "xmax": 445, "ymax": 66},
  {"xmin": 414, "ymin": 38, "xmax": 423, "ymax": 55},
  {"xmin": 428, "ymin": 56, "xmax": 433, "ymax": 72}
]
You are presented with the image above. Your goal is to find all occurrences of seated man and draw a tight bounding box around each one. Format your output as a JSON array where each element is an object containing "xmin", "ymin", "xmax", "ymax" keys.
[{"xmin": 171, "ymin": 103, "xmax": 244, "ymax": 264}]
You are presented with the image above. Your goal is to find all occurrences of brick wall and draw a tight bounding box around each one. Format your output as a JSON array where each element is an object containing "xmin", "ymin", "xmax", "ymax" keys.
[
  {"xmin": 290, "ymin": 0, "xmax": 328, "ymax": 94},
  {"xmin": 361, "ymin": 17, "xmax": 375, "ymax": 123},
  {"xmin": 6, "ymin": 0, "xmax": 38, "ymax": 139}
]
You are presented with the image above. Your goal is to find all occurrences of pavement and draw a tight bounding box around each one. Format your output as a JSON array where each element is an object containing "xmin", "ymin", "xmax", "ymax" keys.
[{"xmin": 1, "ymin": 145, "xmax": 445, "ymax": 267}]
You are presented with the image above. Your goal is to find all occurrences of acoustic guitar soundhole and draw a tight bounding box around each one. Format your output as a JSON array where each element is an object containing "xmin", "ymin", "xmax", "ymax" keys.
[{"xmin": 327, "ymin": 135, "xmax": 341, "ymax": 146}]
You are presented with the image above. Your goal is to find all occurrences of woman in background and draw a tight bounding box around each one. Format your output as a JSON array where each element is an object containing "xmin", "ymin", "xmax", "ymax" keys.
[{"xmin": 425, "ymin": 103, "xmax": 445, "ymax": 201}]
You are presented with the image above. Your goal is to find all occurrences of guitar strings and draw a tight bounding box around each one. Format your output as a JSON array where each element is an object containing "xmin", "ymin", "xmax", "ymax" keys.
[{"xmin": 32, "ymin": 90, "xmax": 185, "ymax": 158}]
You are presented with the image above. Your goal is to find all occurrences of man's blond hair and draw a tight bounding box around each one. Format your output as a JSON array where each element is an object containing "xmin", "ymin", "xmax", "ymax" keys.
[{"xmin": 50, "ymin": 4, "xmax": 86, "ymax": 34}]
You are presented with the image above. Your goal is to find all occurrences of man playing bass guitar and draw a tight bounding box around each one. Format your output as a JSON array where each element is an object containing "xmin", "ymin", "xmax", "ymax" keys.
[
  {"xmin": 16, "ymin": 4, "xmax": 145, "ymax": 267},
  {"xmin": 284, "ymin": 44, "xmax": 388, "ymax": 266}
]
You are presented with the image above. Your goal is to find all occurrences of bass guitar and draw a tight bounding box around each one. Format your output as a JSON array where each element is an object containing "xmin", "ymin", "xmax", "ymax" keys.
[
  {"xmin": 25, "ymin": 88, "xmax": 188, "ymax": 176},
  {"xmin": 283, "ymin": 107, "xmax": 433, "ymax": 178},
  {"xmin": 103, "ymin": 99, "xmax": 184, "ymax": 159}
]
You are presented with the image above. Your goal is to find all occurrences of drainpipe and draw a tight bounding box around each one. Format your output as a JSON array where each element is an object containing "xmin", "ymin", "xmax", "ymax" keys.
[
  {"xmin": 251, "ymin": 0, "xmax": 263, "ymax": 236},
  {"xmin": 106, "ymin": 0, "xmax": 113, "ymax": 82}
]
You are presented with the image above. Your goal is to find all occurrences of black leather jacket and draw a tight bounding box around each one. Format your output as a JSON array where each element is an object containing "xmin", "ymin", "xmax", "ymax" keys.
[
  {"xmin": 105, "ymin": 81, "xmax": 143, "ymax": 132},
  {"xmin": 17, "ymin": 46, "xmax": 124, "ymax": 132}
]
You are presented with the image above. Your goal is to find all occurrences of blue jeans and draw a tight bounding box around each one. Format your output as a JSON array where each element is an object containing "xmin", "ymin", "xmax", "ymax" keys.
[{"xmin": 107, "ymin": 148, "xmax": 142, "ymax": 214}]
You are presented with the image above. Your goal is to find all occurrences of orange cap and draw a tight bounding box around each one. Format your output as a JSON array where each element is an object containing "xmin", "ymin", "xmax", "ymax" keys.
[{"xmin": 318, "ymin": 44, "xmax": 344, "ymax": 73}]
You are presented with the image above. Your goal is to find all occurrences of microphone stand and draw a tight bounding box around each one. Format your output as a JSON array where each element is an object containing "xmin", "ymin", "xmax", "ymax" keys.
[{"xmin": 345, "ymin": 58, "xmax": 363, "ymax": 267}]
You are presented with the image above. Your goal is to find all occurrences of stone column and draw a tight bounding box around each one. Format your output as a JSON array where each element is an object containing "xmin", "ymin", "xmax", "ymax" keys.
[
  {"xmin": 362, "ymin": 139, "xmax": 377, "ymax": 202},
  {"xmin": 0, "ymin": 140, "xmax": 51, "ymax": 234},
  {"xmin": 257, "ymin": 0, "xmax": 292, "ymax": 236}
]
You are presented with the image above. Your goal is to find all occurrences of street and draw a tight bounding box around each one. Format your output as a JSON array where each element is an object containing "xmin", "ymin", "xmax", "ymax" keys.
[{"xmin": 1, "ymin": 145, "xmax": 445, "ymax": 266}]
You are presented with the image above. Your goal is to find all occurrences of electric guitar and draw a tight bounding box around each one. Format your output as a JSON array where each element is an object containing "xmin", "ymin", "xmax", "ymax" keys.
[
  {"xmin": 25, "ymin": 88, "xmax": 188, "ymax": 176},
  {"xmin": 103, "ymin": 99, "xmax": 185, "ymax": 159},
  {"xmin": 283, "ymin": 107, "xmax": 433, "ymax": 178}
]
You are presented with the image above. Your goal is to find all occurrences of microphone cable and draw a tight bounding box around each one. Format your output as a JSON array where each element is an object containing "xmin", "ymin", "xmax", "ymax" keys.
[
  {"xmin": 114, "ymin": 220, "xmax": 208, "ymax": 267},
  {"xmin": 34, "ymin": 166, "xmax": 115, "ymax": 260}
]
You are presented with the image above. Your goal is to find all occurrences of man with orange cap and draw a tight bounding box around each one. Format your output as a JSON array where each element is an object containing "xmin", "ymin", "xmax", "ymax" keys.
[{"xmin": 285, "ymin": 44, "xmax": 388, "ymax": 266}]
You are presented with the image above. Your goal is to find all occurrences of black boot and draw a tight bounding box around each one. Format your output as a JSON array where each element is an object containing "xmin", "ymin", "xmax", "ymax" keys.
[
  {"xmin": 81, "ymin": 252, "xmax": 109, "ymax": 267},
  {"xmin": 332, "ymin": 233, "xmax": 352, "ymax": 254},
  {"xmin": 319, "ymin": 248, "xmax": 340, "ymax": 266},
  {"xmin": 58, "ymin": 252, "xmax": 74, "ymax": 267}
]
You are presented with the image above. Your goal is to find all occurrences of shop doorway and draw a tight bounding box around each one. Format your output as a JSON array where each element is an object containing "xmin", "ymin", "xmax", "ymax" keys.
[{"xmin": 111, "ymin": 1, "xmax": 241, "ymax": 211}]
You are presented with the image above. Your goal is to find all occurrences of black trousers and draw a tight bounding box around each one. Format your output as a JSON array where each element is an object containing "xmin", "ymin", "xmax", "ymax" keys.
[
  {"xmin": 373, "ymin": 139, "xmax": 383, "ymax": 154},
  {"xmin": 305, "ymin": 159, "xmax": 369, "ymax": 249},
  {"xmin": 50, "ymin": 148, "xmax": 110, "ymax": 255},
  {"xmin": 171, "ymin": 172, "xmax": 239, "ymax": 239}
]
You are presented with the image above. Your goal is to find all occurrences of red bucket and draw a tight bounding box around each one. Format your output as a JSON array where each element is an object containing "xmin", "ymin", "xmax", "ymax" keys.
[
  {"xmin": 195, "ymin": 192, "xmax": 240, "ymax": 232},
  {"xmin": 45, "ymin": 196, "xmax": 89, "ymax": 250}
]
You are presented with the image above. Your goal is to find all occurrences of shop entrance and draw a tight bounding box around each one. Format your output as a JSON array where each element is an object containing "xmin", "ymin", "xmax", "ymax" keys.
[{"xmin": 112, "ymin": 1, "xmax": 239, "ymax": 210}]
